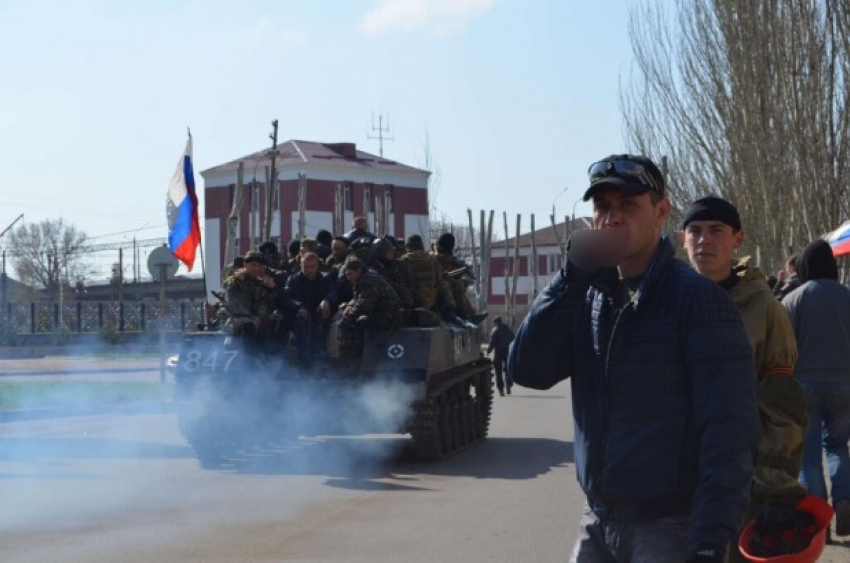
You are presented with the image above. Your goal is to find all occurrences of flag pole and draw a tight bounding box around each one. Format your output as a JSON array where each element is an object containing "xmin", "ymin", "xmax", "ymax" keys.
[{"xmin": 188, "ymin": 127, "xmax": 210, "ymax": 327}]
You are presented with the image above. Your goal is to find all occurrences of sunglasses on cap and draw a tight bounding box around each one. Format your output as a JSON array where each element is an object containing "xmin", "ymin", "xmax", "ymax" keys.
[{"xmin": 587, "ymin": 159, "xmax": 664, "ymax": 195}]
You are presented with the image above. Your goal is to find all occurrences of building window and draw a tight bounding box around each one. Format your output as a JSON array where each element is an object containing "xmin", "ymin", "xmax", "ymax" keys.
[
  {"xmin": 363, "ymin": 184, "xmax": 372, "ymax": 213},
  {"xmin": 343, "ymin": 183, "xmax": 353, "ymax": 211},
  {"xmin": 251, "ymin": 184, "xmax": 259, "ymax": 212},
  {"xmin": 384, "ymin": 185, "xmax": 394, "ymax": 214},
  {"xmin": 547, "ymin": 253, "xmax": 562, "ymax": 273}
]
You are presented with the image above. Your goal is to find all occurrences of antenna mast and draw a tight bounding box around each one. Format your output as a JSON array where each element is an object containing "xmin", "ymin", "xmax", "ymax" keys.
[{"xmin": 367, "ymin": 113, "xmax": 394, "ymax": 157}]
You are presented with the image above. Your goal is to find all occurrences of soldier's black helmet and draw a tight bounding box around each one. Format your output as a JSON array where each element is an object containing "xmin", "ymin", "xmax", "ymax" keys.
[
  {"xmin": 372, "ymin": 237, "xmax": 395, "ymax": 258},
  {"xmin": 258, "ymin": 241, "xmax": 279, "ymax": 255}
]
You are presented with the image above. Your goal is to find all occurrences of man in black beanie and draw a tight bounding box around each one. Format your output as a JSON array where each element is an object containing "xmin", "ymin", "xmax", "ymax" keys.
[
  {"xmin": 783, "ymin": 239, "xmax": 850, "ymax": 537},
  {"xmin": 682, "ymin": 196, "xmax": 807, "ymax": 560}
]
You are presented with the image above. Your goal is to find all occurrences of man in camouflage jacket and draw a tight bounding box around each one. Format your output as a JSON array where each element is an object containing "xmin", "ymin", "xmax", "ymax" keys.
[
  {"xmin": 401, "ymin": 234, "xmax": 455, "ymax": 312},
  {"xmin": 222, "ymin": 251, "xmax": 280, "ymax": 342},
  {"xmin": 337, "ymin": 257, "xmax": 401, "ymax": 364}
]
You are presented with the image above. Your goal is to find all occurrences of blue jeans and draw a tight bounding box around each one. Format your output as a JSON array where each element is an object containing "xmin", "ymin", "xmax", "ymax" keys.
[
  {"xmin": 570, "ymin": 506, "xmax": 689, "ymax": 562},
  {"xmin": 799, "ymin": 383, "xmax": 850, "ymax": 503}
]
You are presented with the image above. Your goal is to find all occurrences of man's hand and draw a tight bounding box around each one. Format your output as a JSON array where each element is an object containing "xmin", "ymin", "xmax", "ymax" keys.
[
  {"xmin": 567, "ymin": 228, "xmax": 627, "ymax": 269},
  {"xmin": 297, "ymin": 308, "xmax": 309, "ymax": 321},
  {"xmin": 318, "ymin": 300, "xmax": 331, "ymax": 319},
  {"xmin": 261, "ymin": 275, "xmax": 275, "ymax": 289}
]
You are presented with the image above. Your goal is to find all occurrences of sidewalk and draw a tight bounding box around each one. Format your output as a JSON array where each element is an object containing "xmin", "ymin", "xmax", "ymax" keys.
[{"xmin": 0, "ymin": 355, "xmax": 166, "ymax": 382}]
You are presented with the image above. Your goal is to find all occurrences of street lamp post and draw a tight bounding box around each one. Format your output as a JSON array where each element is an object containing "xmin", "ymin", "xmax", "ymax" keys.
[{"xmin": 571, "ymin": 196, "xmax": 584, "ymax": 237}]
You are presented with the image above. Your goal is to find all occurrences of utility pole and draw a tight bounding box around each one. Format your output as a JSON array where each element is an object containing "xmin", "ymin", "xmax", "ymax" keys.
[
  {"xmin": 118, "ymin": 248, "xmax": 124, "ymax": 302},
  {"xmin": 264, "ymin": 119, "xmax": 279, "ymax": 242},
  {"xmin": 367, "ymin": 113, "xmax": 394, "ymax": 157}
]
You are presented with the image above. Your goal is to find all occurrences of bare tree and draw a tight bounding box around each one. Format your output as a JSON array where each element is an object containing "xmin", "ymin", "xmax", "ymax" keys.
[
  {"xmin": 9, "ymin": 218, "xmax": 90, "ymax": 301},
  {"xmin": 623, "ymin": 0, "xmax": 850, "ymax": 272}
]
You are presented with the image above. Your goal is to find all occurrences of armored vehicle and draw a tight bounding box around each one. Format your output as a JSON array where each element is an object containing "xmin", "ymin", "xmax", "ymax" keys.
[{"xmin": 173, "ymin": 322, "xmax": 494, "ymax": 463}]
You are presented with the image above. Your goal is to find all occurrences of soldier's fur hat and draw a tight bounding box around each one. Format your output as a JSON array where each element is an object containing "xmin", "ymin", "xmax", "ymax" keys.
[{"xmin": 343, "ymin": 256, "xmax": 366, "ymax": 272}]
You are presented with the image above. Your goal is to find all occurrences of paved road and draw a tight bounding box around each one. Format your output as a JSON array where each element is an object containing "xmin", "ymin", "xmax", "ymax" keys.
[{"xmin": 1, "ymin": 374, "xmax": 848, "ymax": 561}]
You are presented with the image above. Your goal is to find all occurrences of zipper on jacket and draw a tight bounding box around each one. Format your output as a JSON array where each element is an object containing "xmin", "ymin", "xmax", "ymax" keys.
[{"xmin": 595, "ymin": 296, "xmax": 635, "ymax": 509}]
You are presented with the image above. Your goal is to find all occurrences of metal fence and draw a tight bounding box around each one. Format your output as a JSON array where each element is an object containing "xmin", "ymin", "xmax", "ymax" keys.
[{"xmin": 0, "ymin": 301, "xmax": 205, "ymax": 334}]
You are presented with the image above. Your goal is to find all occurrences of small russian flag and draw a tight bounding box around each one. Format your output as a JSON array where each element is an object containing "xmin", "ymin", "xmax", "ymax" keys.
[
  {"xmin": 166, "ymin": 134, "xmax": 201, "ymax": 271},
  {"xmin": 828, "ymin": 221, "xmax": 850, "ymax": 257}
]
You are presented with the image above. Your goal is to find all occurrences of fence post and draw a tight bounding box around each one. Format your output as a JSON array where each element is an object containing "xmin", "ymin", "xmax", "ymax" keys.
[
  {"xmin": 98, "ymin": 302, "xmax": 103, "ymax": 330},
  {"xmin": 141, "ymin": 303, "xmax": 146, "ymax": 332},
  {"xmin": 180, "ymin": 302, "xmax": 186, "ymax": 331},
  {"xmin": 30, "ymin": 302, "xmax": 35, "ymax": 333},
  {"xmin": 76, "ymin": 302, "xmax": 82, "ymax": 333},
  {"xmin": 53, "ymin": 302, "xmax": 59, "ymax": 332},
  {"xmin": 119, "ymin": 302, "xmax": 125, "ymax": 332}
]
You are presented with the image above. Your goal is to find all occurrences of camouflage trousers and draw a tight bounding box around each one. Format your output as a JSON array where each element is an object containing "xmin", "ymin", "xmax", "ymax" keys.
[
  {"xmin": 447, "ymin": 278, "xmax": 476, "ymax": 319},
  {"xmin": 337, "ymin": 311, "xmax": 399, "ymax": 361}
]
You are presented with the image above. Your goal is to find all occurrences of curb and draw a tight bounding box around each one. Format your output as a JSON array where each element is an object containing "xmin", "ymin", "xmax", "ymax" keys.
[
  {"xmin": 0, "ymin": 400, "xmax": 175, "ymax": 423},
  {"xmin": 0, "ymin": 367, "xmax": 159, "ymax": 377}
]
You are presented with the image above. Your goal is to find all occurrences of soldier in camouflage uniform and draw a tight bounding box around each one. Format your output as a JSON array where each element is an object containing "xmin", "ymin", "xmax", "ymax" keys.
[
  {"xmin": 372, "ymin": 237, "xmax": 415, "ymax": 309},
  {"xmin": 401, "ymin": 234, "xmax": 471, "ymax": 327},
  {"xmin": 434, "ymin": 232, "xmax": 486, "ymax": 324},
  {"xmin": 325, "ymin": 236, "xmax": 350, "ymax": 270},
  {"xmin": 259, "ymin": 241, "xmax": 290, "ymax": 286},
  {"xmin": 222, "ymin": 251, "xmax": 281, "ymax": 351},
  {"xmin": 337, "ymin": 257, "xmax": 401, "ymax": 365}
]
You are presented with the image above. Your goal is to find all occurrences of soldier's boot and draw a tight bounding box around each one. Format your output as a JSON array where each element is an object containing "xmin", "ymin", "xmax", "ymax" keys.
[
  {"xmin": 442, "ymin": 308, "xmax": 473, "ymax": 329},
  {"xmin": 470, "ymin": 312, "xmax": 488, "ymax": 325}
]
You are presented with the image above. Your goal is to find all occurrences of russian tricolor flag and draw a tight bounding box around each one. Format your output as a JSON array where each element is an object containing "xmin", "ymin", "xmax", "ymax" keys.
[
  {"xmin": 167, "ymin": 135, "xmax": 201, "ymax": 271},
  {"xmin": 828, "ymin": 221, "xmax": 850, "ymax": 257}
]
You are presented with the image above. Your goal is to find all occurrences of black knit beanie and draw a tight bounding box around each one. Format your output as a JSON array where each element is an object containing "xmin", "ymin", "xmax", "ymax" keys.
[{"xmin": 682, "ymin": 196, "xmax": 742, "ymax": 232}]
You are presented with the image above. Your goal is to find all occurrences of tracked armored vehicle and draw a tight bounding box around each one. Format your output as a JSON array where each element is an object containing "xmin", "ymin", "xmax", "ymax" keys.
[{"xmin": 173, "ymin": 322, "xmax": 494, "ymax": 462}]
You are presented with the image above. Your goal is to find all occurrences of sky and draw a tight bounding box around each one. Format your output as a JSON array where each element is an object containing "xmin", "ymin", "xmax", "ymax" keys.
[{"xmin": 0, "ymin": 0, "xmax": 635, "ymax": 279}]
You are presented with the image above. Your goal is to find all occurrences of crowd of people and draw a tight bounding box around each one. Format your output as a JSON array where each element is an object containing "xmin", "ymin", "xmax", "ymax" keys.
[
  {"xmin": 210, "ymin": 216, "xmax": 487, "ymax": 370},
  {"xmin": 509, "ymin": 154, "xmax": 850, "ymax": 562}
]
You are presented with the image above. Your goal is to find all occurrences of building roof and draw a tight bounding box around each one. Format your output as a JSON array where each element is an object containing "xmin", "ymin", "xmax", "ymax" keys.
[
  {"xmin": 500, "ymin": 217, "xmax": 592, "ymax": 248},
  {"xmin": 200, "ymin": 140, "xmax": 429, "ymax": 177}
]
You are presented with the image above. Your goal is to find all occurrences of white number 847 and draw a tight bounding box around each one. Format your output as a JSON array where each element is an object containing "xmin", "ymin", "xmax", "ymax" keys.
[{"xmin": 181, "ymin": 350, "xmax": 240, "ymax": 372}]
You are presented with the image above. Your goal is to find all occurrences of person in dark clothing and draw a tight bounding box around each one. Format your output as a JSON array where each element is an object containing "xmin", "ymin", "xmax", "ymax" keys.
[
  {"xmin": 316, "ymin": 229, "xmax": 333, "ymax": 261},
  {"xmin": 508, "ymin": 154, "xmax": 760, "ymax": 562},
  {"xmin": 280, "ymin": 253, "xmax": 338, "ymax": 365},
  {"xmin": 487, "ymin": 316, "xmax": 514, "ymax": 396},
  {"xmin": 344, "ymin": 216, "xmax": 376, "ymax": 245},
  {"xmin": 433, "ymin": 232, "xmax": 487, "ymax": 324},
  {"xmin": 782, "ymin": 239, "xmax": 850, "ymax": 537},
  {"xmin": 774, "ymin": 254, "xmax": 801, "ymax": 300}
]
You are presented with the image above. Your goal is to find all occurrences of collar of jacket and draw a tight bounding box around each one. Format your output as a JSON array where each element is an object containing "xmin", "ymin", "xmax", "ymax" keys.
[{"xmin": 589, "ymin": 236, "xmax": 674, "ymax": 310}]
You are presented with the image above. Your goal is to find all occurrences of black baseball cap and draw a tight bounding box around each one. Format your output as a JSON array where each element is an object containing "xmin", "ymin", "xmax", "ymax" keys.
[{"xmin": 583, "ymin": 154, "xmax": 665, "ymax": 201}]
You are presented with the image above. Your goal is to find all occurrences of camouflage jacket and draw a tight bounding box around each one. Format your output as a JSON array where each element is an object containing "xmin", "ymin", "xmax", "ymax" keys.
[
  {"xmin": 373, "ymin": 258, "xmax": 415, "ymax": 309},
  {"xmin": 400, "ymin": 250, "xmax": 444, "ymax": 310},
  {"xmin": 434, "ymin": 251, "xmax": 466, "ymax": 275},
  {"xmin": 729, "ymin": 258, "xmax": 807, "ymax": 505},
  {"xmin": 222, "ymin": 270, "xmax": 277, "ymax": 326},
  {"xmin": 346, "ymin": 270, "xmax": 401, "ymax": 328}
]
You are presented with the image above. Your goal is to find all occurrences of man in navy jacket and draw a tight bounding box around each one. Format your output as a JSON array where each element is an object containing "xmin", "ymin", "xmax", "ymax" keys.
[{"xmin": 508, "ymin": 155, "xmax": 760, "ymax": 562}]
